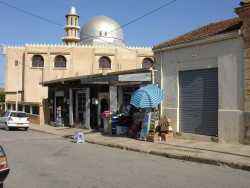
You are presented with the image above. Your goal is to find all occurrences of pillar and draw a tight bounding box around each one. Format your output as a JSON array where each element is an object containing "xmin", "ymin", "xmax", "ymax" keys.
[
  {"xmin": 117, "ymin": 86, "xmax": 123, "ymax": 111},
  {"xmin": 69, "ymin": 88, "xmax": 74, "ymax": 126},
  {"xmin": 235, "ymin": 0, "xmax": 250, "ymax": 142},
  {"xmin": 109, "ymin": 85, "xmax": 118, "ymax": 113},
  {"xmin": 39, "ymin": 103, "xmax": 45, "ymax": 125}
]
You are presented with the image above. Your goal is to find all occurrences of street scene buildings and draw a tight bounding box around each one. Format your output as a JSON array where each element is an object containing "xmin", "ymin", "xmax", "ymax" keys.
[
  {"xmin": 1, "ymin": 1, "xmax": 250, "ymax": 188},
  {"xmin": 153, "ymin": 1, "xmax": 250, "ymax": 144},
  {"xmin": 3, "ymin": 1, "xmax": 250, "ymax": 144},
  {"xmin": 3, "ymin": 8, "xmax": 153, "ymax": 126}
]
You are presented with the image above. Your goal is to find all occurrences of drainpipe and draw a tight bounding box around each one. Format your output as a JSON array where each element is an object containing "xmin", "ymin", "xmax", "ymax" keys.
[
  {"xmin": 150, "ymin": 67, "xmax": 157, "ymax": 84},
  {"xmin": 15, "ymin": 60, "xmax": 19, "ymax": 111}
]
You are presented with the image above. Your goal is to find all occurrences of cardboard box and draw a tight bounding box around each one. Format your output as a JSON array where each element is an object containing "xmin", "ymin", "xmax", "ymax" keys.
[
  {"xmin": 161, "ymin": 132, "xmax": 174, "ymax": 141},
  {"xmin": 147, "ymin": 133, "xmax": 160, "ymax": 142}
]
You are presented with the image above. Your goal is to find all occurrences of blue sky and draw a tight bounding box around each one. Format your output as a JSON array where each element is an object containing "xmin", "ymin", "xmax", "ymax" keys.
[{"xmin": 0, "ymin": 0, "xmax": 241, "ymax": 86}]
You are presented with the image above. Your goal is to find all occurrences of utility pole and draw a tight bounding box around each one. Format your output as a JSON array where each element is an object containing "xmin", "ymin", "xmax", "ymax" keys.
[
  {"xmin": 0, "ymin": 44, "xmax": 6, "ymax": 111},
  {"xmin": 150, "ymin": 67, "xmax": 158, "ymax": 84},
  {"xmin": 15, "ymin": 60, "xmax": 19, "ymax": 111}
]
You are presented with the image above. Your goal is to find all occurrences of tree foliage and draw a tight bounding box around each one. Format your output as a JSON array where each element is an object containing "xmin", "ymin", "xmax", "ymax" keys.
[{"xmin": 0, "ymin": 91, "xmax": 5, "ymax": 102}]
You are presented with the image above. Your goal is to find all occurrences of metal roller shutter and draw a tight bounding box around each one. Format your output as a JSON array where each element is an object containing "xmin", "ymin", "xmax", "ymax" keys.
[{"xmin": 179, "ymin": 68, "xmax": 218, "ymax": 136}]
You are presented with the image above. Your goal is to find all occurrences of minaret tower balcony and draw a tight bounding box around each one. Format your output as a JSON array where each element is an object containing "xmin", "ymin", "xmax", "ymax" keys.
[
  {"xmin": 64, "ymin": 25, "xmax": 80, "ymax": 29},
  {"xmin": 62, "ymin": 36, "xmax": 80, "ymax": 41},
  {"xmin": 62, "ymin": 6, "xmax": 80, "ymax": 45}
]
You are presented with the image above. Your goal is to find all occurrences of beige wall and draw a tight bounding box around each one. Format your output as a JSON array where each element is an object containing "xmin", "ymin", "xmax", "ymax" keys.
[
  {"xmin": 4, "ymin": 48, "xmax": 24, "ymax": 94},
  {"xmin": 4, "ymin": 44, "xmax": 153, "ymax": 105}
]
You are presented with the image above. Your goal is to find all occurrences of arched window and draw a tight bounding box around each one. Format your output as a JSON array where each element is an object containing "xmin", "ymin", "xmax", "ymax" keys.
[
  {"xmin": 32, "ymin": 55, "xmax": 44, "ymax": 68},
  {"xmin": 142, "ymin": 58, "xmax": 154, "ymax": 69},
  {"xmin": 99, "ymin": 56, "xmax": 111, "ymax": 69},
  {"xmin": 54, "ymin": 55, "xmax": 67, "ymax": 68}
]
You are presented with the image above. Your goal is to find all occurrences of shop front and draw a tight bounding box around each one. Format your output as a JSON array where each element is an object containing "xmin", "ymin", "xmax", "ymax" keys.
[{"xmin": 42, "ymin": 69, "xmax": 152, "ymax": 130}]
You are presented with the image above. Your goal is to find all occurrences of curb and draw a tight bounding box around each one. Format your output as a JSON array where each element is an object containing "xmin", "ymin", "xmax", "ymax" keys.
[
  {"xmin": 30, "ymin": 127, "xmax": 250, "ymax": 171},
  {"xmin": 30, "ymin": 127, "xmax": 61, "ymax": 136},
  {"xmin": 86, "ymin": 140, "xmax": 250, "ymax": 171}
]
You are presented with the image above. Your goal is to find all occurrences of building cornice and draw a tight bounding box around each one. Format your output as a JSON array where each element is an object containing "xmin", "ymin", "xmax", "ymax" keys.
[
  {"xmin": 153, "ymin": 31, "xmax": 241, "ymax": 53},
  {"xmin": 3, "ymin": 43, "xmax": 152, "ymax": 50}
]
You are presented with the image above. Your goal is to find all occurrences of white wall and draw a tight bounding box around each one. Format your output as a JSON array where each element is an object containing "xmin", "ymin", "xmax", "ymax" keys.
[{"xmin": 154, "ymin": 33, "xmax": 245, "ymax": 143}]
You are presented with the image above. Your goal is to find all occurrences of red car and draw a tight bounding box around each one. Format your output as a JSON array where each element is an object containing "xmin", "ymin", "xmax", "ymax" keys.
[{"xmin": 0, "ymin": 146, "xmax": 9, "ymax": 187}]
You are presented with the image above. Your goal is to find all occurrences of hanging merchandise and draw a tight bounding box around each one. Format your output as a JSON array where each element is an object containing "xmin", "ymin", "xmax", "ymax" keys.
[
  {"xmin": 101, "ymin": 110, "xmax": 112, "ymax": 134},
  {"xmin": 129, "ymin": 84, "xmax": 164, "ymax": 140},
  {"xmin": 56, "ymin": 106, "xmax": 63, "ymax": 126}
]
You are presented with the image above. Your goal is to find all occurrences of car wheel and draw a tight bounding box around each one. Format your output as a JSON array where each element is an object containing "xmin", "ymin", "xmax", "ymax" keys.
[
  {"xmin": 5, "ymin": 123, "xmax": 10, "ymax": 131},
  {"xmin": 24, "ymin": 127, "xmax": 29, "ymax": 131}
]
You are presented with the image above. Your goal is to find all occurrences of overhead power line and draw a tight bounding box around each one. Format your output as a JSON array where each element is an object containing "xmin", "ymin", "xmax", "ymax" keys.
[
  {"xmin": 60, "ymin": 0, "xmax": 178, "ymax": 52},
  {"xmin": 0, "ymin": 0, "xmax": 177, "ymax": 37},
  {"xmin": 77, "ymin": 0, "xmax": 178, "ymax": 46},
  {"xmin": 0, "ymin": 0, "xmax": 178, "ymax": 53},
  {"xmin": 0, "ymin": 0, "xmax": 109, "ymax": 47},
  {"xmin": 0, "ymin": 0, "xmax": 63, "ymax": 27},
  {"xmin": 109, "ymin": 0, "xmax": 177, "ymax": 34}
]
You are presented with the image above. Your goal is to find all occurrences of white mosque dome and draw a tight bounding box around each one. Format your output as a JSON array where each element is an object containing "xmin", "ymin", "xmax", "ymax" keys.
[{"xmin": 80, "ymin": 16, "xmax": 125, "ymax": 46}]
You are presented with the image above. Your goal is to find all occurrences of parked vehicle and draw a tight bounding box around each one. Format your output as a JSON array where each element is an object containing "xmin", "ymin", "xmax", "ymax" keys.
[
  {"xmin": 0, "ymin": 146, "xmax": 9, "ymax": 187},
  {"xmin": 0, "ymin": 111, "xmax": 30, "ymax": 131}
]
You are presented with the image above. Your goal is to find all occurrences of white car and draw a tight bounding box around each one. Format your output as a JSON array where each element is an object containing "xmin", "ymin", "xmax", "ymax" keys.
[{"xmin": 0, "ymin": 111, "xmax": 30, "ymax": 131}]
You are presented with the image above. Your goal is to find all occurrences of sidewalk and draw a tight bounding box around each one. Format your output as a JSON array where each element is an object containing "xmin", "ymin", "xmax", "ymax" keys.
[{"xmin": 30, "ymin": 124, "xmax": 250, "ymax": 171}]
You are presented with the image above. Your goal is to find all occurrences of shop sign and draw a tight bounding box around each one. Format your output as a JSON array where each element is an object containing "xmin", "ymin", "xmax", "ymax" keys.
[{"xmin": 118, "ymin": 73, "xmax": 151, "ymax": 82}]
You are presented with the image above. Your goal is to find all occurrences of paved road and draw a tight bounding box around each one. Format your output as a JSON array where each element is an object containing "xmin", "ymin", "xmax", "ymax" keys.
[{"xmin": 0, "ymin": 129, "xmax": 250, "ymax": 188}]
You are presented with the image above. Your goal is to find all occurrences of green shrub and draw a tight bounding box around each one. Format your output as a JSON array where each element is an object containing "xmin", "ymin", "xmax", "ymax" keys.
[{"xmin": 0, "ymin": 91, "xmax": 5, "ymax": 102}]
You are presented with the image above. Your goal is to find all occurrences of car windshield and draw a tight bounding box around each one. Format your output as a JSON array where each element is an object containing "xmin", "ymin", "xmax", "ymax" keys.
[{"xmin": 10, "ymin": 112, "xmax": 27, "ymax": 118}]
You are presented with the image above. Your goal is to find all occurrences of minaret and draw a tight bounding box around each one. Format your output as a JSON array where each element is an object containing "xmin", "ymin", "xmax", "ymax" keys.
[{"xmin": 62, "ymin": 6, "xmax": 80, "ymax": 45}]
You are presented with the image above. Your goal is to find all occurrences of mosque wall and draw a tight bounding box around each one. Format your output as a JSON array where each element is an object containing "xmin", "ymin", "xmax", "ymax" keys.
[{"xmin": 4, "ymin": 45, "xmax": 153, "ymax": 107}]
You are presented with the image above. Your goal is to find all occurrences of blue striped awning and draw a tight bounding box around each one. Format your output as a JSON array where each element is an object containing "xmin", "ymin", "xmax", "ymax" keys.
[{"xmin": 130, "ymin": 84, "xmax": 164, "ymax": 108}]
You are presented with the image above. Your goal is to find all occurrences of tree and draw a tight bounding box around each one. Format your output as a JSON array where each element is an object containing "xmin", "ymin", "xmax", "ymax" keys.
[{"xmin": 0, "ymin": 91, "xmax": 5, "ymax": 102}]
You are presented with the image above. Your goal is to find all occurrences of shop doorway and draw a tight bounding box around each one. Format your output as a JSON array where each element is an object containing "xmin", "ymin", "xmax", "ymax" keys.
[
  {"xmin": 75, "ymin": 89, "xmax": 90, "ymax": 129},
  {"xmin": 54, "ymin": 91, "xmax": 64, "ymax": 125},
  {"xmin": 98, "ymin": 92, "xmax": 109, "ymax": 128}
]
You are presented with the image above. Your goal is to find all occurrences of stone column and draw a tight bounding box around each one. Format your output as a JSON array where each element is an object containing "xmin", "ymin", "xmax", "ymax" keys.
[
  {"xmin": 117, "ymin": 86, "xmax": 123, "ymax": 111},
  {"xmin": 235, "ymin": 1, "xmax": 250, "ymax": 142},
  {"xmin": 39, "ymin": 103, "xmax": 45, "ymax": 125},
  {"xmin": 69, "ymin": 88, "xmax": 74, "ymax": 126},
  {"xmin": 218, "ymin": 55, "xmax": 244, "ymax": 143},
  {"xmin": 109, "ymin": 85, "xmax": 118, "ymax": 113}
]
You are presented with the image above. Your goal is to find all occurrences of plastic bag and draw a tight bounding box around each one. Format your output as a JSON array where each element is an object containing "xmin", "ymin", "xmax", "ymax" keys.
[{"xmin": 74, "ymin": 131, "xmax": 85, "ymax": 143}]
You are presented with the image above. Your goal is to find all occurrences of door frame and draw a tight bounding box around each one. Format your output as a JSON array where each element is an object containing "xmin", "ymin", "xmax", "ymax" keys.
[
  {"xmin": 75, "ymin": 88, "xmax": 90, "ymax": 129},
  {"xmin": 97, "ymin": 92, "xmax": 109, "ymax": 126},
  {"xmin": 54, "ymin": 91, "xmax": 64, "ymax": 123}
]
